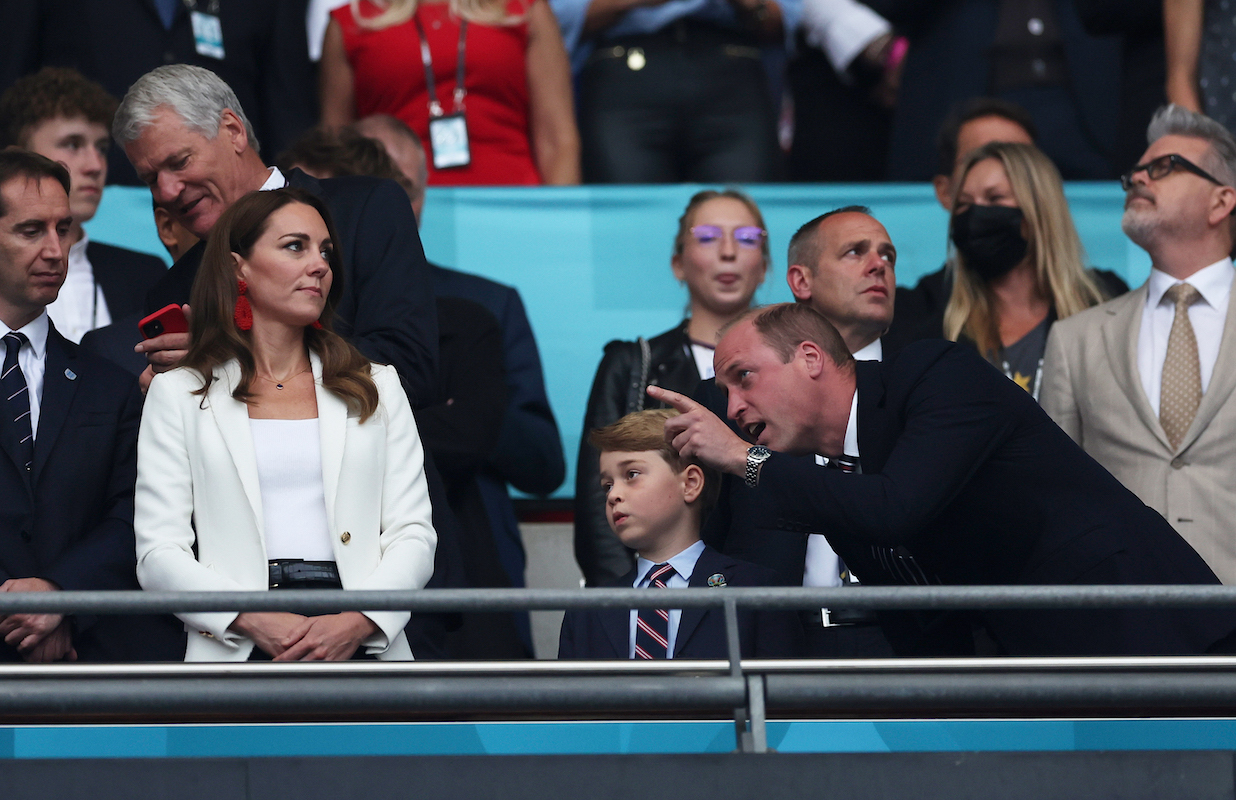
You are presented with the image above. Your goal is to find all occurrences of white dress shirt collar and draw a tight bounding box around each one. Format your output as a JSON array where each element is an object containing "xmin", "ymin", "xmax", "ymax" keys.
[
  {"xmin": 634, "ymin": 539, "xmax": 706, "ymax": 586},
  {"xmin": 260, "ymin": 167, "xmax": 288, "ymax": 191},
  {"xmin": 852, "ymin": 337, "xmax": 883, "ymax": 362},
  {"xmin": 1146, "ymin": 257, "xmax": 1234, "ymax": 312}
]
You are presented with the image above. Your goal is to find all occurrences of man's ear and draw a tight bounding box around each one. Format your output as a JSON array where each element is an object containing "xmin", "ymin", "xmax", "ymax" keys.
[
  {"xmin": 220, "ymin": 109, "xmax": 249, "ymax": 155},
  {"xmin": 681, "ymin": 463, "xmax": 705, "ymax": 504},
  {"xmin": 798, "ymin": 340, "xmax": 826, "ymax": 378},
  {"xmin": 1210, "ymin": 185, "xmax": 1236, "ymax": 226},
  {"xmin": 786, "ymin": 263, "xmax": 813, "ymax": 302},
  {"xmin": 932, "ymin": 174, "xmax": 953, "ymax": 211}
]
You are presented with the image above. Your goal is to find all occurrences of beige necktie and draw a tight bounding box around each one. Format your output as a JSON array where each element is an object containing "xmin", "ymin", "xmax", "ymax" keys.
[{"xmin": 1160, "ymin": 283, "xmax": 1203, "ymax": 450}]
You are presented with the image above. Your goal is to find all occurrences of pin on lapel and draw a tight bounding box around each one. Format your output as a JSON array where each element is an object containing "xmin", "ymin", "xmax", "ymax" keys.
[
  {"xmin": 64, "ymin": 368, "xmax": 76, "ymax": 381},
  {"xmin": 707, "ymin": 573, "xmax": 727, "ymax": 587}
]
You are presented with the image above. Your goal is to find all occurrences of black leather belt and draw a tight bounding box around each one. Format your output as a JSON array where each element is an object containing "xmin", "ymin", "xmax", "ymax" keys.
[{"xmin": 268, "ymin": 559, "xmax": 341, "ymax": 588}]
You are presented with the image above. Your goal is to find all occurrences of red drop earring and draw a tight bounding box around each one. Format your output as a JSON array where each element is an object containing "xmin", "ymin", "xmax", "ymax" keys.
[{"xmin": 234, "ymin": 279, "xmax": 253, "ymax": 331}]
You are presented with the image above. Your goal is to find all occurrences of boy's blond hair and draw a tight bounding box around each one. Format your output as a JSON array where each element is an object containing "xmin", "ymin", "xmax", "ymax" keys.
[{"xmin": 589, "ymin": 409, "xmax": 721, "ymax": 514}]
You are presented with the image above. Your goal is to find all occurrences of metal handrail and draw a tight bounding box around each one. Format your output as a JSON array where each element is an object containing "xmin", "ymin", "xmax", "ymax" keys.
[{"xmin": 4, "ymin": 584, "xmax": 1236, "ymax": 614}]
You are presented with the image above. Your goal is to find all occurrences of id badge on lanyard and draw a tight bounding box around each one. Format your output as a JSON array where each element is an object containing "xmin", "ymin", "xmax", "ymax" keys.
[
  {"xmin": 415, "ymin": 16, "xmax": 471, "ymax": 170},
  {"xmin": 186, "ymin": 0, "xmax": 225, "ymax": 60}
]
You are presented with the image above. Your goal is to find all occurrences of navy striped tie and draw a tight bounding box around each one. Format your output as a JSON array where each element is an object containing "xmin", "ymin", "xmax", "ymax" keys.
[
  {"xmin": 635, "ymin": 563, "xmax": 675, "ymax": 659},
  {"xmin": 2, "ymin": 332, "xmax": 33, "ymax": 475}
]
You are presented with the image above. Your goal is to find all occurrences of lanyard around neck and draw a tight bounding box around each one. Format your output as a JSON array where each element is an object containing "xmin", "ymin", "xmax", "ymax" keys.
[{"xmin": 413, "ymin": 13, "xmax": 468, "ymax": 118}]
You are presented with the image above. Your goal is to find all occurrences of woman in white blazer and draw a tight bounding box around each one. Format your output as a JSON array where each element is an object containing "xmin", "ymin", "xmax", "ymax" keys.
[{"xmin": 135, "ymin": 187, "xmax": 436, "ymax": 662}]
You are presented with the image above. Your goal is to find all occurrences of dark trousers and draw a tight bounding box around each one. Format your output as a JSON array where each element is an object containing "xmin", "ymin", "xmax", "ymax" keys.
[{"xmin": 578, "ymin": 22, "xmax": 782, "ymax": 183}]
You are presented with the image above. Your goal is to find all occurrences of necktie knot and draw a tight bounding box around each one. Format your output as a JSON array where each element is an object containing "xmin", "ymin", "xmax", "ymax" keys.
[
  {"xmin": 647, "ymin": 563, "xmax": 676, "ymax": 588},
  {"xmin": 1165, "ymin": 282, "xmax": 1201, "ymax": 311},
  {"xmin": 3, "ymin": 331, "xmax": 27, "ymax": 359}
]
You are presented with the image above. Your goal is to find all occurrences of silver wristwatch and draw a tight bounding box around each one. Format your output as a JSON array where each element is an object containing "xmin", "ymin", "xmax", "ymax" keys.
[{"xmin": 744, "ymin": 445, "xmax": 772, "ymax": 488}]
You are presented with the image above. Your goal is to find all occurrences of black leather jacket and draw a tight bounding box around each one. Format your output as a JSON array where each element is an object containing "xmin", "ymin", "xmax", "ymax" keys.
[{"xmin": 573, "ymin": 321, "xmax": 702, "ymax": 585}]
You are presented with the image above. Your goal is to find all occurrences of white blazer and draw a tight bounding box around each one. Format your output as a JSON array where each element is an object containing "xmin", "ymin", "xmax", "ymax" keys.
[{"xmin": 134, "ymin": 355, "xmax": 437, "ymax": 661}]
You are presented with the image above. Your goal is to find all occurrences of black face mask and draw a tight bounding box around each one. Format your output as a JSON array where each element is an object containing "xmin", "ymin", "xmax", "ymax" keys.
[{"xmin": 950, "ymin": 205, "xmax": 1029, "ymax": 282}]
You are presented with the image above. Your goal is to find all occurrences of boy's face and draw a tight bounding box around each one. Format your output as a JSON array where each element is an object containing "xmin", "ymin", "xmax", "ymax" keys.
[{"xmin": 599, "ymin": 449, "xmax": 694, "ymax": 553}]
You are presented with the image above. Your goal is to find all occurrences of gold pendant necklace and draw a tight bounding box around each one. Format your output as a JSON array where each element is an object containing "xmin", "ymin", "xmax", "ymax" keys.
[{"xmin": 257, "ymin": 366, "xmax": 310, "ymax": 390}]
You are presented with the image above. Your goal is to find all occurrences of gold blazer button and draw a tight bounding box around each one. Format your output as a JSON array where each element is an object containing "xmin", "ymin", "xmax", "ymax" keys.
[{"xmin": 341, "ymin": 531, "xmax": 352, "ymax": 544}]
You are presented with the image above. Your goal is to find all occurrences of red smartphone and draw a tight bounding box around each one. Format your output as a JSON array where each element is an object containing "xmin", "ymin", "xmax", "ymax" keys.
[{"xmin": 138, "ymin": 304, "xmax": 189, "ymax": 340}]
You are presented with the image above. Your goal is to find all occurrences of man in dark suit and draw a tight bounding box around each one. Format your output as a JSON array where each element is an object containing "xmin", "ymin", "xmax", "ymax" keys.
[
  {"xmin": 655, "ymin": 302, "xmax": 1235, "ymax": 657},
  {"xmin": 0, "ymin": 149, "xmax": 181, "ymax": 662},
  {"xmin": 0, "ymin": 67, "xmax": 167, "ymax": 344},
  {"xmin": 111, "ymin": 65, "xmax": 437, "ymax": 407},
  {"xmin": 1, "ymin": 0, "xmax": 317, "ymax": 186}
]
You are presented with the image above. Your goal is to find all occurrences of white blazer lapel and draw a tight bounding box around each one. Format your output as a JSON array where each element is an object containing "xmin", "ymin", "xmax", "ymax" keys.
[
  {"xmin": 313, "ymin": 353, "xmax": 347, "ymax": 526},
  {"xmin": 1101, "ymin": 285, "xmax": 1171, "ymax": 452},
  {"xmin": 206, "ymin": 360, "xmax": 266, "ymax": 542}
]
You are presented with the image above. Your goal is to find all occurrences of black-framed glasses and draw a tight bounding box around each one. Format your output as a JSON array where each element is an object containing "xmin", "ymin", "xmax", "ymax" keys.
[{"xmin": 1120, "ymin": 153, "xmax": 1227, "ymax": 191}]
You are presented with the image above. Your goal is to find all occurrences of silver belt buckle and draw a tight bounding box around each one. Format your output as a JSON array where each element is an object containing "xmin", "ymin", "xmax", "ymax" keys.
[{"xmin": 821, "ymin": 608, "xmax": 835, "ymax": 627}]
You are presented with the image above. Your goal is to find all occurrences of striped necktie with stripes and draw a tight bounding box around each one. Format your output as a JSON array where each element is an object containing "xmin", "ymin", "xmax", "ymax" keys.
[
  {"xmin": 1, "ymin": 332, "xmax": 33, "ymax": 475},
  {"xmin": 634, "ymin": 562, "xmax": 675, "ymax": 659}
]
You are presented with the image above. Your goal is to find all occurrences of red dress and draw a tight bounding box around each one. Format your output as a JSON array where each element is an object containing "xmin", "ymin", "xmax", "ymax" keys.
[{"xmin": 333, "ymin": 0, "xmax": 541, "ymax": 186}]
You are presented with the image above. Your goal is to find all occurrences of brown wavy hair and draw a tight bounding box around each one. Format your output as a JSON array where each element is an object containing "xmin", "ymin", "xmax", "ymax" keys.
[{"xmin": 182, "ymin": 187, "xmax": 380, "ymax": 421}]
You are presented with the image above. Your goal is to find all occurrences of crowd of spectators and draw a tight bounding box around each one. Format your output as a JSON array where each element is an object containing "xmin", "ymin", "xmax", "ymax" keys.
[{"xmin": 0, "ymin": 0, "xmax": 1235, "ymax": 665}]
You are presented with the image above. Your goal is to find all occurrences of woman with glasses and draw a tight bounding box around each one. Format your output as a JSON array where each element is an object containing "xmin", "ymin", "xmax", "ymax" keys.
[
  {"xmin": 134, "ymin": 188, "xmax": 437, "ymax": 661},
  {"xmin": 942, "ymin": 141, "xmax": 1127, "ymax": 401},
  {"xmin": 574, "ymin": 189, "xmax": 769, "ymax": 586}
]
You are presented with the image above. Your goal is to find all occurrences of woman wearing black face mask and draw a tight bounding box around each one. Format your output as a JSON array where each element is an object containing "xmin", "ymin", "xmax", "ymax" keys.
[{"xmin": 943, "ymin": 141, "xmax": 1128, "ymax": 400}]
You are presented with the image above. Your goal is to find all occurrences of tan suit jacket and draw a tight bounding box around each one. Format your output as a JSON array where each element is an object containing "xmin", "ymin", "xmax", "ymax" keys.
[
  {"xmin": 1041, "ymin": 284, "xmax": 1236, "ymax": 584},
  {"xmin": 134, "ymin": 356, "xmax": 437, "ymax": 661}
]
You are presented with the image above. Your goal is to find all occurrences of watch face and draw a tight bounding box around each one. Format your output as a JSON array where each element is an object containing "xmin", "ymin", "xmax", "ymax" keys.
[{"xmin": 749, "ymin": 445, "xmax": 771, "ymax": 459}]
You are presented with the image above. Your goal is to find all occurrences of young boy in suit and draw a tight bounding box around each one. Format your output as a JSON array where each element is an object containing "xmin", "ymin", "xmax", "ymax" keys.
[{"xmin": 559, "ymin": 409, "xmax": 801, "ymax": 660}]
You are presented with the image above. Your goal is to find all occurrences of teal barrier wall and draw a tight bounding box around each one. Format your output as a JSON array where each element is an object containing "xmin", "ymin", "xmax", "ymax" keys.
[
  {"xmin": 86, "ymin": 184, "xmax": 1151, "ymax": 499},
  {"xmin": 2, "ymin": 718, "xmax": 1235, "ymax": 758}
]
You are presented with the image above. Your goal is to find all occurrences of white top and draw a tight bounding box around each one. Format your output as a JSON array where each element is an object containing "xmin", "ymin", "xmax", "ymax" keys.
[
  {"xmin": 306, "ymin": 0, "xmax": 349, "ymax": 61},
  {"xmin": 628, "ymin": 539, "xmax": 705, "ymax": 659},
  {"xmin": 1138, "ymin": 257, "xmax": 1234, "ymax": 415},
  {"xmin": 260, "ymin": 167, "xmax": 288, "ymax": 191},
  {"xmin": 1, "ymin": 311, "xmax": 49, "ymax": 438},
  {"xmin": 249, "ymin": 418, "xmax": 335, "ymax": 562},
  {"xmin": 690, "ymin": 342, "xmax": 716, "ymax": 380},
  {"xmin": 852, "ymin": 337, "xmax": 883, "ymax": 362},
  {"xmin": 801, "ymin": 0, "xmax": 892, "ymax": 72},
  {"xmin": 47, "ymin": 233, "xmax": 111, "ymax": 344},
  {"xmin": 803, "ymin": 389, "xmax": 860, "ymax": 587}
]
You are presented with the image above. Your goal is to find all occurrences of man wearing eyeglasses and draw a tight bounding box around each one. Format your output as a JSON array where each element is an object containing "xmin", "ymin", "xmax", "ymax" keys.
[{"xmin": 1041, "ymin": 104, "xmax": 1236, "ymax": 584}]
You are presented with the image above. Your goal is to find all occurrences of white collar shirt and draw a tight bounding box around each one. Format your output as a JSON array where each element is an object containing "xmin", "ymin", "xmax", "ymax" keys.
[
  {"xmin": 804, "ymin": 374, "xmax": 864, "ymax": 588},
  {"xmin": 1138, "ymin": 258, "xmax": 1234, "ymax": 415},
  {"xmin": 260, "ymin": 167, "xmax": 288, "ymax": 191},
  {"xmin": 46, "ymin": 233, "xmax": 110, "ymax": 344},
  {"xmin": 2, "ymin": 311, "xmax": 50, "ymax": 438},
  {"xmin": 628, "ymin": 539, "xmax": 705, "ymax": 659}
]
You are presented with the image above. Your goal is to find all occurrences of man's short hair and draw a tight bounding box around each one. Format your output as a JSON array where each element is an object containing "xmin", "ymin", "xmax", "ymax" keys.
[
  {"xmin": 934, "ymin": 98, "xmax": 1038, "ymax": 178},
  {"xmin": 354, "ymin": 114, "xmax": 427, "ymax": 203},
  {"xmin": 734, "ymin": 303, "xmax": 855, "ymax": 370},
  {"xmin": 786, "ymin": 205, "xmax": 873, "ymax": 273},
  {"xmin": 113, "ymin": 64, "xmax": 259, "ymax": 153},
  {"xmin": 589, "ymin": 409, "xmax": 721, "ymax": 514},
  {"xmin": 1146, "ymin": 104, "xmax": 1236, "ymax": 187},
  {"xmin": 0, "ymin": 67, "xmax": 118, "ymax": 149},
  {"xmin": 0, "ymin": 148, "xmax": 71, "ymax": 218},
  {"xmin": 275, "ymin": 125, "xmax": 409, "ymax": 193}
]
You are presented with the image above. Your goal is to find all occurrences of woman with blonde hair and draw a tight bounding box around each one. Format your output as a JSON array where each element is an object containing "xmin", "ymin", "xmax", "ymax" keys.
[
  {"xmin": 320, "ymin": 0, "xmax": 580, "ymax": 185},
  {"xmin": 135, "ymin": 187, "xmax": 437, "ymax": 661},
  {"xmin": 943, "ymin": 141, "xmax": 1127, "ymax": 399}
]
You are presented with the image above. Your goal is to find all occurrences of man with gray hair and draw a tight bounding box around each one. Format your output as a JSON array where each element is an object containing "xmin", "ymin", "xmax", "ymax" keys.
[
  {"xmin": 114, "ymin": 65, "xmax": 437, "ymax": 407},
  {"xmin": 1041, "ymin": 104, "xmax": 1236, "ymax": 583}
]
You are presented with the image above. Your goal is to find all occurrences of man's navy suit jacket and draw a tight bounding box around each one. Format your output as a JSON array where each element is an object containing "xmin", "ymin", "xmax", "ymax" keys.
[
  {"xmin": 87, "ymin": 242, "xmax": 167, "ymax": 322},
  {"xmin": 145, "ymin": 169, "xmax": 439, "ymax": 408},
  {"xmin": 723, "ymin": 339, "xmax": 1234, "ymax": 657},
  {"xmin": 558, "ymin": 544, "xmax": 802, "ymax": 659},
  {"xmin": 0, "ymin": 325, "xmax": 182, "ymax": 661}
]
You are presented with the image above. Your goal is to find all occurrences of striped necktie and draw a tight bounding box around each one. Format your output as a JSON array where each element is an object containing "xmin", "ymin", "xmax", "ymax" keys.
[
  {"xmin": 2, "ymin": 332, "xmax": 33, "ymax": 475},
  {"xmin": 634, "ymin": 562, "xmax": 675, "ymax": 659}
]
